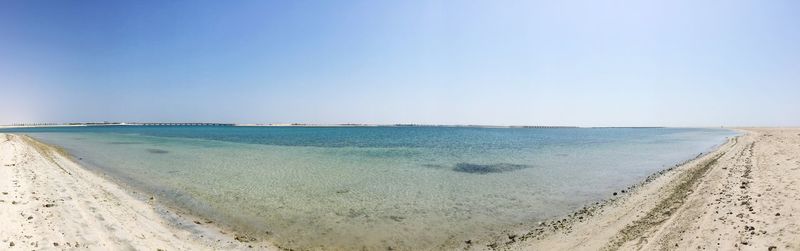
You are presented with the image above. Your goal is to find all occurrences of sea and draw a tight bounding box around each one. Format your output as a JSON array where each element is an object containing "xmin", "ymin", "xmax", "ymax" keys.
[{"xmin": 0, "ymin": 126, "xmax": 738, "ymax": 250}]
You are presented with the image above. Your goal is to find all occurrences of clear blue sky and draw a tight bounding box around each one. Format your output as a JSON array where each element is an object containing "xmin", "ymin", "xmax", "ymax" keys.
[{"xmin": 1, "ymin": 0, "xmax": 798, "ymax": 126}]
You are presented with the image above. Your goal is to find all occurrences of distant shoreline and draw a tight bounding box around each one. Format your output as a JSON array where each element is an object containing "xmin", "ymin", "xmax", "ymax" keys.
[{"xmin": 1, "ymin": 122, "xmax": 680, "ymax": 129}]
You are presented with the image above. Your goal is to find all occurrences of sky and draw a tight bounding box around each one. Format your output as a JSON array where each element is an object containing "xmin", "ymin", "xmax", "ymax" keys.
[{"xmin": 1, "ymin": 0, "xmax": 798, "ymax": 127}]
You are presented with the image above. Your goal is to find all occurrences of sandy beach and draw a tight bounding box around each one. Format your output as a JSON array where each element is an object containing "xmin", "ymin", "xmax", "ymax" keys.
[
  {"xmin": 496, "ymin": 128, "xmax": 800, "ymax": 250},
  {"xmin": 0, "ymin": 133, "xmax": 277, "ymax": 250},
  {"xmin": 2, "ymin": 128, "xmax": 799, "ymax": 250}
]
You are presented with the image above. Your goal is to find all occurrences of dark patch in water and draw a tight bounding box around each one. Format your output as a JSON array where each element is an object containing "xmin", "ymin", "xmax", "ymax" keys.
[
  {"xmin": 109, "ymin": 141, "xmax": 141, "ymax": 145},
  {"xmin": 421, "ymin": 164, "xmax": 447, "ymax": 169},
  {"xmin": 453, "ymin": 163, "xmax": 532, "ymax": 174},
  {"xmin": 146, "ymin": 148, "xmax": 169, "ymax": 154}
]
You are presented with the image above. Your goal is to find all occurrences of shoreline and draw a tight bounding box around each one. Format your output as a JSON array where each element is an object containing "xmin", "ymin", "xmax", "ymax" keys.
[
  {"xmin": 3, "ymin": 128, "xmax": 797, "ymax": 250},
  {"xmin": 0, "ymin": 131, "xmax": 747, "ymax": 250},
  {"xmin": 0, "ymin": 133, "xmax": 278, "ymax": 250},
  {"xmin": 459, "ymin": 131, "xmax": 740, "ymax": 250},
  {"xmin": 498, "ymin": 128, "xmax": 800, "ymax": 250}
]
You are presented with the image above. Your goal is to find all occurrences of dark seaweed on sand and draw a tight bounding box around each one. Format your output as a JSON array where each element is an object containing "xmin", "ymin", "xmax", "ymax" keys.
[
  {"xmin": 146, "ymin": 148, "xmax": 169, "ymax": 154},
  {"xmin": 452, "ymin": 163, "xmax": 532, "ymax": 174}
]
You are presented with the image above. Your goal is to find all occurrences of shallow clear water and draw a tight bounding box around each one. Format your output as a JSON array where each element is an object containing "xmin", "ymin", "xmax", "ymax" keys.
[{"xmin": 1, "ymin": 126, "xmax": 737, "ymax": 250}]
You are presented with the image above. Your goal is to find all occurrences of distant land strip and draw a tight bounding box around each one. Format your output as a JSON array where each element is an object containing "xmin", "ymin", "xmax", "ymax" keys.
[{"xmin": 0, "ymin": 122, "xmax": 676, "ymax": 129}]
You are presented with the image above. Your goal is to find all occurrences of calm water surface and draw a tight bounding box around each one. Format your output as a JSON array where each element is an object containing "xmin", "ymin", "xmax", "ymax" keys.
[{"xmin": 1, "ymin": 126, "xmax": 737, "ymax": 250}]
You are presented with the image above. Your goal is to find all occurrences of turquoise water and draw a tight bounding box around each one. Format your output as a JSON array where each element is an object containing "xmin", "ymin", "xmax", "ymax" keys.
[{"xmin": 1, "ymin": 126, "xmax": 737, "ymax": 250}]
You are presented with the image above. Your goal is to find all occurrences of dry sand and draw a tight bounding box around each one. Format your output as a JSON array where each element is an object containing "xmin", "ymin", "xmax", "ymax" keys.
[
  {"xmin": 0, "ymin": 133, "xmax": 277, "ymax": 250},
  {"xmin": 2, "ymin": 128, "xmax": 798, "ymax": 250}
]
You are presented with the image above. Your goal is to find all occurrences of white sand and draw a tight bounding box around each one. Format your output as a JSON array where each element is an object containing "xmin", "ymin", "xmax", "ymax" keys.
[{"xmin": 0, "ymin": 133, "xmax": 277, "ymax": 250}]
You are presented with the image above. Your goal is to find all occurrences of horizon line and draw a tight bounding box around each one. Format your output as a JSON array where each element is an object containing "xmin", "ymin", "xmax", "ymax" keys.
[{"xmin": 0, "ymin": 121, "xmax": 744, "ymax": 129}]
